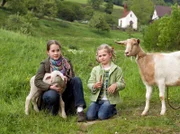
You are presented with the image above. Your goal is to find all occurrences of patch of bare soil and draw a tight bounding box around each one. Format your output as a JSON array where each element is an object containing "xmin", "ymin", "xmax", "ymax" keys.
[{"xmin": 77, "ymin": 120, "xmax": 100, "ymax": 134}]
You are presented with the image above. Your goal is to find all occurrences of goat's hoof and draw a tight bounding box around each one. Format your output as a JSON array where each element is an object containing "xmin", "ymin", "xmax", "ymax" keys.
[
  {"xmin": 141, "ymin": 112, "xmax": 147, "ymax": 116},
  {"xmin": 34, "ymin": 108, "xmax": 40, "ymax": 113},
  {"xmin": 160, "ymin": 112, "xmax": 165, "ymax": 115},
  {"xmin": 25, "ymin": 112, "xmax": 29, "ymax": 115},
  {"xmin": 62, "ymin": 114, "xmax": 67, "ymax": 119},
  {"xmin": 59, "ymin": 112, "xmax": 67, "ymax": 119}
]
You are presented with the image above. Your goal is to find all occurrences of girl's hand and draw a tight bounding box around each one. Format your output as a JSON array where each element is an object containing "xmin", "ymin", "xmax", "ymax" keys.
[
  {"xmin": 50, "ymin": 84, "xmax": 61, "ymax": 93},
  {"xmin": 107, "ymin": 83, "xmax": 117, "ymax": 94},
  {"xmin": 93, "ymin": 82, "xmax": 102, "ymax": 89},
  {"xmin": 93, "ymin": 75, "xmax": 103, "ymax": 89},
  {"xmin": 64, "ymin": 76, "xmax": 68, "ymax": 84}
]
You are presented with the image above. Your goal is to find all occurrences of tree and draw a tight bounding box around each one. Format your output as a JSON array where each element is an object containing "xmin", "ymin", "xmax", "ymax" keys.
[
  {"xmin": 104, "ymin": 14, "xmax": 116, "ymax": 28},
  {"xmin": 58, "ymin": 7, "xmax": 76, "ymax": 22},
  {"xmin": 126, "ymin": 0, "xmax": 154, "ymax": 25},
  {"xmin": 164, "ymin": 0, "xmax": 178, "ymax": 4},
  {"xmin": 89, "ymin": 13, "xmax": 110, "ymax": 31},
  {"xmin": 1, "ymin": 0, "xmax": 58, "ymax": 17},
  {"xmin": 113, "ymin": 0, "xmax": 123, "ymax": 6},
  {"xmin": 151, "ymin": 0, "xmax": 166, "ymax": 5},
  {"xmin": 88, "ymin": 0, "xmax": 103, "ymax": 10},
  {"xmin": 57, "ymin": 1, "xmax": 85, "ymax": 22},
  {"xmin": 27, "ymin": 0, "xmax": 58, "ymax": 18},
  {"xmin": 83, "ymin": 6, "xmax": 94, "ymax": 20},
  {"xmin": 143, "ymin": 20, "xmax": 161, "ymax": 51},
  {"xmin": 1, "ymin": 0, "xmax": 7, "ymax": 7},
  {"xmin": 157, "ymin": 4, "xmax": 180, "ymax": 50},
  {"xmin": 105, "ymin": 0, "xmax": 114, "ymax": 14},
  {"xmin": 143, "ymin": 4, "xmax": 180, "ymax": 51},
  {"xmin": 7, "ymin": 0, "xmax": 28, "ymax": 14}
]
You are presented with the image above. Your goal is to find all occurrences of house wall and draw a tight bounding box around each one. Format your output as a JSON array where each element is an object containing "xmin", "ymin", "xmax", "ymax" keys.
[
  {"xmin": 118, "ymin": 11, "xmax": 138, "ymax": 30},
  {"xmin": 152, "ymin": 10, "xmax": 159, "ymax": 20}
]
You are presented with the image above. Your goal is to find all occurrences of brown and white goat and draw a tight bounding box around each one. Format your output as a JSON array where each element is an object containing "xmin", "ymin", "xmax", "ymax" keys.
[
  {"xmin": 25, "ymin": 70, "xmax": 67, "ymax": 118},
  {"xmin": 115, "ymin": 38, "xmax": 180, "ymax": 115}
]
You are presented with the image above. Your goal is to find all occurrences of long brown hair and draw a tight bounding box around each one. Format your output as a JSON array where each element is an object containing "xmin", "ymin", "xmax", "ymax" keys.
[{"xmin": 46, "ymin": 40, "xmax": 62, "ymax": 51}]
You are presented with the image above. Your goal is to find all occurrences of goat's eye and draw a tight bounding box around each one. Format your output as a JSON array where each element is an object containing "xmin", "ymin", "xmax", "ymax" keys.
[{"xmin": 56, "ymin": 74, "xmax": 61, "ymax": 77}]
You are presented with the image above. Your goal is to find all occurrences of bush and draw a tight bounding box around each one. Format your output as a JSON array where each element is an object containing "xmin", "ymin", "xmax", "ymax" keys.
[
  {"xmin": 8, "ymin": 0, "xmax": 28, "ymax": 14},
  {"xmin": 89, "ymin": 13, "xmax": 110, "ymax": 32},
  {"xmin": 58, "ymin": 7, "xmax": 76, "ymax": 22},
  {"xmin": 143, "ymin": 4, "xmax": 180, "ymax": 51},
  {"xmin": 57, "ymin": 1, "xmax": 85, "ymax": 22},
  {"xmin": 3, "ymin": 12, "xmax": 38, "ymax": 35},
  {"xmin": 143, "ymin": 20, "xmax": 161, "ymax": 51}
]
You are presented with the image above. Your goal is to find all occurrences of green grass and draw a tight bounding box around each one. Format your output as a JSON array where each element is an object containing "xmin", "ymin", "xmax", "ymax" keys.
[
  {"xmin": 0, "ymin": 5, "xmax": 180, "ymax": 134},
  {"xmin": 66, "ymin": 0, "xmax": 88, "ymax": 4}
]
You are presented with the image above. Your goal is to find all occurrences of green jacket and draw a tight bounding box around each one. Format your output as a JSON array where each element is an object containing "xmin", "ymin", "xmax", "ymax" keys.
[
  {"xmin": 87, "ymin": 62, "xmax": 125, "ymax": 104},
  {"xmin": 34, "ymin": 57, "xmax": 74, "ymax": 91}
]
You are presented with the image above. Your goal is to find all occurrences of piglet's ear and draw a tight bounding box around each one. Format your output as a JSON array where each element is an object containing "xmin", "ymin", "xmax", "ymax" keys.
[{"xmin": 56, "ymin": 74, "xmax": 64, "ymax": 81}]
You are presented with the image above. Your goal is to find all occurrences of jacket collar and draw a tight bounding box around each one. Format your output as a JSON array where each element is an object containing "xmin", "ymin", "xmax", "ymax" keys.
[{"xmin": 100, "ymin": 61, "xmax": 117, "ymax": 74}]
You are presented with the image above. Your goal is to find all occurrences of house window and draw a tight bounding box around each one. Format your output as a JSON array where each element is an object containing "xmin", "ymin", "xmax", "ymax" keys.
[{"xmin": 130, "ymin": 14, "xmax": 132, "ymax": 17}]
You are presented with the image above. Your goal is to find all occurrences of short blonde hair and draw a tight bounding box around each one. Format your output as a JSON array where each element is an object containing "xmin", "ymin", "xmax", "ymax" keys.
[{"xmin": 96, "ymin": 44, "xmax": 116, "ymax": 62}]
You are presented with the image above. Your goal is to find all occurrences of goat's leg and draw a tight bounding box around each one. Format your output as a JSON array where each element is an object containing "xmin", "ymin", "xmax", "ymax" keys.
[
  {"xmin": 25, "ymin": 92, "xmax": 33, "ymax": 115},
  {"xmin": 141, "ymin": 85, "xmax": 152, "ymax": 116},
  {"xmin": 32, "ymin": 96, "xmax": 40, "ymax": 113},
  {"xmin": 59, "ymin": 95, "xmax": 67, "ymax": 119},
  {"xmin": 27, "ymin": 89, "xmax": 40, "ymax": 113},
  {"xmin": 25, "ymin": 95, "xmax": 30, "ymax": 115},
  {"xmin": 158, "ymin": 83, "xmax": 166, "ymax": 115}
]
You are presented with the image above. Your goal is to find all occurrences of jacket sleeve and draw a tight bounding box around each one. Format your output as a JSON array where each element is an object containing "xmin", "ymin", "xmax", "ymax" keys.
[
  {"xmin": 34, "ymin": 61, "xmax": 50, "ymax": 91},
  {"xmin": 115, "ymin": 67, "xmax": 126, "ymax": 91},
  {"xmin": 87, "ymin": 67, "xmax": 99, "ymax": 94},
  {"xmin": 67, "ymin": 59, "xmax": 75, "ymax": 78}
]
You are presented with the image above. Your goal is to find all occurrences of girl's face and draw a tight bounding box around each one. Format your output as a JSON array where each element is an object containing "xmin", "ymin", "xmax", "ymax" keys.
[
  {"xmin": 47, "ymin": 44, "xmax": 61, "ymax": 60},
  {"xmin": 97, "ymin": 49, "xmax": 112, "ymax": 66}
]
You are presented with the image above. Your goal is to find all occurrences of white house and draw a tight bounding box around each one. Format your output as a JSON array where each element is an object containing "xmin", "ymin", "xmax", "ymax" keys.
[
  {"xmin": 118, "ymin": 4, "xmax": 138, "ymax": 30},
  {"xmin": 152, "ymin": 5, "xmax": 171, "ymax": 20}
]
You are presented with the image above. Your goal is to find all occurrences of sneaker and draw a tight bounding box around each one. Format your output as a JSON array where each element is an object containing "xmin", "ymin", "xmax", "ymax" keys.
[{"xmin": 77, "ymin": 111, "xmax": 86, "ymax": 122}]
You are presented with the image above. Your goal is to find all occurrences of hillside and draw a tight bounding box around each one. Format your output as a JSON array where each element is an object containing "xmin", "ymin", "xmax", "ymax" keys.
[{"xmin": 0, "ymin": 2, "xmax": 180, "ymax": 134}]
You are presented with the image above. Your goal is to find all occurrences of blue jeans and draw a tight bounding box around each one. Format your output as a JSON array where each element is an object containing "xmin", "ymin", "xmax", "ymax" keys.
[
  {"xmin": 42, "ymin": 89, "xmax": 59, "ymax": 115},
  {"xmin": 42, "ymin": 77, "xmax": 86, "ymax": 115},
  {"xmin": 86, "ymin": 100, "xmax": 117, "ymax": 120}
]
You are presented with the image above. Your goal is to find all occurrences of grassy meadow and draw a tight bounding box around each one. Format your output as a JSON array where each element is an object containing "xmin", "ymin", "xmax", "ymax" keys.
[{"xmin": 0, "ymin": 8, "xmax": 180, "ymax": 134}]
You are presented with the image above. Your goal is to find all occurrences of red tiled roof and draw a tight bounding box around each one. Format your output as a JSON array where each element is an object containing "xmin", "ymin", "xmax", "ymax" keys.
[
  {"xmin": 121, "ymin": 11, "xmax": 130, "ymax": 18},
  {"xmin": 121, "ymin": 3, "xmax": 130, "ymax": 18}
]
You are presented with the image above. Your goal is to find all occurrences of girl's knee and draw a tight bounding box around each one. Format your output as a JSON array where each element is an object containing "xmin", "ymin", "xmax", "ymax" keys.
[
  {"xmin": 98, "ymin": 112, "xmax": 108, "ymax": 120},
  {"xmin": 86, "ymin": 112, "xmax": 96, "ymax": 121},
  {"xmin": 71, "ymin": 77, "xmax": 82, "ymax": 84},
  {"xmin": 43, "ymin": 90, "xmax": 59, "ymax": 104}
]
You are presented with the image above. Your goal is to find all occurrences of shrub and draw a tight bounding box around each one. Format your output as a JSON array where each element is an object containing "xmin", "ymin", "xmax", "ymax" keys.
[
  {"xmin": 143, "ymin": 4, "xmax": 180, "ymax": 51},
  {"xmin": 3, "ymin": 12, "xmax": 38, "ymax": 35},
  {"xmin": 89, "ymin": 13, "xmax": 110, "ymax": 32},
  {"xmin": 57, "ymin": 1, "xmax": 85, "ymax": 22}
]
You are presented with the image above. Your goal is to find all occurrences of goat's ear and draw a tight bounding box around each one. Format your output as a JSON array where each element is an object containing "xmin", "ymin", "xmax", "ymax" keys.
[
  {"xmin": 114, "ymin": 40, "xmax": 126, "ymax": 45},
  {"xmin": 56, "ymin": 74, "xmax": 65, "ymax": 81},
  {"xmin": 45, "ymin": 75, "xmax": 51, "ymax": 80},
  {"xmin": 137, "ymin": 39, "xmax": 140, "ymax": 44}
]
